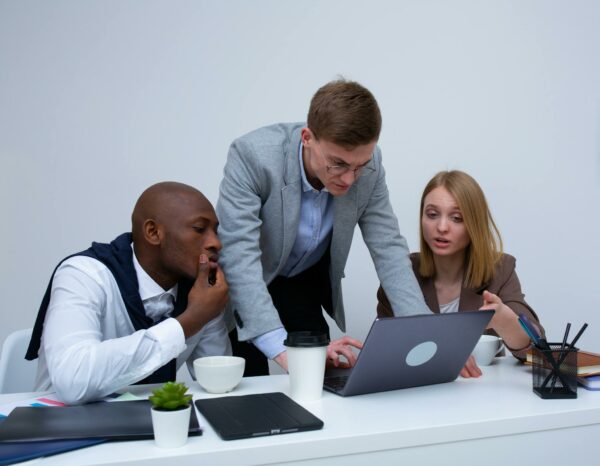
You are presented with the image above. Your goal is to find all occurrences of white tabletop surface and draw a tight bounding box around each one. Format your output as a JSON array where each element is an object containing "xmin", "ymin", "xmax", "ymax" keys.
[{"xmin": 2, "ymin": 357, "xmax": 599, "ymax": 466}]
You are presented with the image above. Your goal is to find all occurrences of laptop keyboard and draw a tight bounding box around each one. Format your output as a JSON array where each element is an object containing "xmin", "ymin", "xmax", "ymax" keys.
[{"xmin": 323, "ymin": 375, "xmax": 349, "ymax": 391}]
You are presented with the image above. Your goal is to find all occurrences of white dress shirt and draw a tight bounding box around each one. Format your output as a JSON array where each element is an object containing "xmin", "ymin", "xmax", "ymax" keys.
[{"xmin": 35, "ymin": 249, "xmax": 231, "ymax": 404}]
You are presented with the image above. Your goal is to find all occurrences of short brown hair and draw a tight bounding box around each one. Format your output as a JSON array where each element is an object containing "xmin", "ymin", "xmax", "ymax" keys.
[
  {"xmin": 419, "ymin": 170, "xmax": 503, "ymax": 289},
  {"xmin": 307, "ymin": 79, "xmax": 382, "ymax": 147}
]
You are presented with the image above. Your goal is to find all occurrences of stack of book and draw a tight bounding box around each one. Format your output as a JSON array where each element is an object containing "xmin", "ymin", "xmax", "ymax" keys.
[{"xmin": 526, "ymin": 349, "xmax": 600, "ymax": 391}]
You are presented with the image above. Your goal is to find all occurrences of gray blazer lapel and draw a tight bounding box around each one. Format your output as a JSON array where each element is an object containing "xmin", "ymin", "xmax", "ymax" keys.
[
  {"xmin": 330, "ymin": 187, "xmax": 358, "ymax": 280},
  {"xmin": 277, "ymin": 128, "xmax": 303, "ymax": 273}
]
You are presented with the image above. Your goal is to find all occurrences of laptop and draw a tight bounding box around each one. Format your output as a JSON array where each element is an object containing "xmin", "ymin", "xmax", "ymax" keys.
[
  {"xmin": 194, "ymin": 392, "xmax": 323, "ymax": 440},
  {"xmin": 0, "ymin": 400, "xmax": 201, "ymax": 442},
  {"xmin": 324, "ymin": 310, "xmax": 494, "ymax": 396}
]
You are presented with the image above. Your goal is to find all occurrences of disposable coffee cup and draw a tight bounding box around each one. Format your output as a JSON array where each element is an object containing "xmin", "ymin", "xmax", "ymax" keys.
[
  {"xmin": 284, "ymin": 331, "xmax": 329, "ymax": 402},
  {"xmin": 471, "ymin": 334, "xmax": 504, "ymax": 366}
]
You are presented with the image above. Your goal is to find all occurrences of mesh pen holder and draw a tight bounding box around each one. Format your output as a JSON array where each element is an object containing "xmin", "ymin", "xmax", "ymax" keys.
[{"xmin": 532, "ymin": 343, "xmax": 578, "ymax": 399}]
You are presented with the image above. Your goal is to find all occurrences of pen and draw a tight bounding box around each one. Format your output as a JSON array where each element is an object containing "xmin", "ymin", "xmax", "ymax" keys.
[
  {"xmin": 560, "ymin": 323, "xmax": 572, "ymax": 350},
  {"xmin": 553, "ymin": 322, "xmax": 587, "ymax": 367},
  {"xmin": 520, "ymin": 315, "xmax": 571, "ymax": 390},
  {"xmin": 550, "ymin": 323, "xmax": 571, "ymax": 392},
  {"xmin": 568, "ymin": 323, "xmax": 588, "ymax": 350},
  {"xmin": 519, "ymin": 314, "xmax": 558, "ymax": 369},
  {"xmin": 518, "ymin": 315, "xmax": 542, "ymax": 344},
  {"xmin": 541, "ymin": 323, "xmax": 588, "ymax": 390},
  {"xmin": 518, "ymin": 317, "xmax": 538, "ymax": 343}
]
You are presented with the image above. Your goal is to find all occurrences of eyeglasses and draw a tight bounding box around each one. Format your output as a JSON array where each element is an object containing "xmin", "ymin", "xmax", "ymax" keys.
[{"xmin": 316, "ymin": 147, "xmax": 375, "ymax": 178}]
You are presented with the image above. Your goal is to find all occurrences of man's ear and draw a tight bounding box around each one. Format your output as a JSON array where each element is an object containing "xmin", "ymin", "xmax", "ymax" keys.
[
  {"xmin": 301, "ymin": 127, "xmax": 314, "ymax": 147},
  {"xmin": 143, "ymin": 219, "xmax": 162, "ymax": 246}
]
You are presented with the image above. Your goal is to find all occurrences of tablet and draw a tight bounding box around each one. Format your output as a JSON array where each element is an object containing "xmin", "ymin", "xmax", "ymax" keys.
[{"xmin": 195, "ymin": 392, "xmax": 323, "ymax": 440}]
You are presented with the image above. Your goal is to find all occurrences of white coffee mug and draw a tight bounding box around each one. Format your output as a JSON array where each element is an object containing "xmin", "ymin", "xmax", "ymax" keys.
[{"xmin": 472, "ymin": 334, "xmax": 503, "ymax": 366}]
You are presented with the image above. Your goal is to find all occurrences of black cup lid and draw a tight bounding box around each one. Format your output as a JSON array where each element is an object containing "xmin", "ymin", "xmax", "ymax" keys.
[{"xmin": 283, "ymin": 331, "xmax": 329, "ymax": 348}]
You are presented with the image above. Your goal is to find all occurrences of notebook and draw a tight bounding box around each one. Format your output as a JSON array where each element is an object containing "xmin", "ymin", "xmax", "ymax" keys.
[
  {"xmin": 527, "ymin": 349, "xmax": 600, "ymax": 376},
  {"xmin": 194, "ymin": 392, "xmax": 323, "ymax": 440},
  {"xmin": 578, "ymin": 374, "xmax": 600, "ymax": 391},
  {"xmin": 0, "ymin": 400, "xmax": 201, "ymax": 443},
  {"xmin": 324, "ymin": 310, "xmax": 494, "ymax": 396}
]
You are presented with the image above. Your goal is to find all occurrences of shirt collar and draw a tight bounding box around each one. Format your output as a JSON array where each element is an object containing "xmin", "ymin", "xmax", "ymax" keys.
[
  {"xmin": 131, "ymin": 244, "xmax": 178, "ymax": 301},
  {"xmin": 299, "ymin": 141, "xmax": 329, "ymax": 193}
]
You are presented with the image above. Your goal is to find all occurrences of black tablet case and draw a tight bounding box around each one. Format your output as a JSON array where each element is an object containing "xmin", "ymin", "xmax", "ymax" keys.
[
  {"xmin": 0, "ymin": 400, "xmax": 201, "ymax": 443},
  {"xmin": 194, "ymin": 392, "xmax": 323, "ymax": 440}
]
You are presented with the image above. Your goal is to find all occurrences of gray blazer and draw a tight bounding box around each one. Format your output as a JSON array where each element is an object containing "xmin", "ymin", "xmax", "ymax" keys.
[{"xmin": 216, "ymin": 123, "xmax": 429, "ymax": 341}]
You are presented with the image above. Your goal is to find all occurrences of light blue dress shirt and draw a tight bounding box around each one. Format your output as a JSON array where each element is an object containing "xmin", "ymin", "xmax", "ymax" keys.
[{"xmin": 280, "ymin": 144, "xmax": 334, "ymax": 276}]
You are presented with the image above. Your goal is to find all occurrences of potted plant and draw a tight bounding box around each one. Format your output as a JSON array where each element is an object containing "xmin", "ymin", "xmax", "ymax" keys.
[{"xmin": 149, "ymin": 382, "xmax": 193, "ymax": 448}]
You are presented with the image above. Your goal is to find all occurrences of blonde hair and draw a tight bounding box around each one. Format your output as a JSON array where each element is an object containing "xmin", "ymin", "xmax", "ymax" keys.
[{"xmin": 419, "ymin": 170, "xmax": 503, "ymax": 288}]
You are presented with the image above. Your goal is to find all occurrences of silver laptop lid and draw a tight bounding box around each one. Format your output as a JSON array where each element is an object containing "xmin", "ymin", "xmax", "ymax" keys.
[{"xmin": 327, "ymin": 310, "xmax": 494, "ymax": 396}]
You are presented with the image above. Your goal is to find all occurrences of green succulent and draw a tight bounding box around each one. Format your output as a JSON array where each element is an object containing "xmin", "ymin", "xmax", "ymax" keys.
[{"xmin": 149, "ymin": 382, "xmax": 192, "ymax": 411}]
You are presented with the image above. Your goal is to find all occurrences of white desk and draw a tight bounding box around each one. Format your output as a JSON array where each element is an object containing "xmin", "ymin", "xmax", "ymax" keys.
[{"xmin": 2, "ymin": 357, "xmax": 599, "ymax": 466}]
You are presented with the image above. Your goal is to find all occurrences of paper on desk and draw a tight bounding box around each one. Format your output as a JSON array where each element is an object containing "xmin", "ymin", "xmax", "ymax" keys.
[
  {"xmin": 0, "ymin": 394, "xmax": 65, "ymax": 418},
  {"xmin": 110, "ymin": 392, "xmax": 145, "ymax": 402},
  {"xmin": 0, "ymin": 391, "xmax": 145, "ymax": 419}
]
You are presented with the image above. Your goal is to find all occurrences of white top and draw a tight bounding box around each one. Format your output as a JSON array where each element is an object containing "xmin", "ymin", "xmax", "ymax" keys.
[
  {"xmin": 439, "ymin": 296, "xmax": 460, "ymax": 314},
  {"xmin": 35, "ymin": 249, "xmax": 231, "ymax": 404}
]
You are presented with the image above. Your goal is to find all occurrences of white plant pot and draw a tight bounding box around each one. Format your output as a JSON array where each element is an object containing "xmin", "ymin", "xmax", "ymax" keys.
[{"xmin": 150, "ymin": 405, "xmax": 191, "ymax": 448}]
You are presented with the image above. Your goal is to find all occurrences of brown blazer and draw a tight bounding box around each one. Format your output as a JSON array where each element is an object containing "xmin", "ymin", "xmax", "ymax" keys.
[{"xmin": 376, "ymin": 253, "xmax": 543, "ymax": 360}]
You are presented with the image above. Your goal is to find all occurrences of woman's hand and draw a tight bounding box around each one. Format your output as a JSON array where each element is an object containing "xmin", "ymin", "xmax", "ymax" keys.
[
  {"xmin": 459, "ymin": 355, "xmax": 482, "ymax": 378},
  {"xmin": 480, "ymin": 290, "xmax": 513, "ymax": 329},
  {"xmin": 479, "ymin": 290, "xmax": 531, "ymax": 350}
]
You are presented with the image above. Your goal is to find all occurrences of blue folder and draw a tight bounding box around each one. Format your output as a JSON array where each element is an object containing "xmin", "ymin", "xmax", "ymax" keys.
[
  {"xmin": 0, "ymin": 416, "xmax": 105, "ymax": 465},
  {"xmin": 0, "ymin": 436, "xmax": 105, "ymax": 466}
]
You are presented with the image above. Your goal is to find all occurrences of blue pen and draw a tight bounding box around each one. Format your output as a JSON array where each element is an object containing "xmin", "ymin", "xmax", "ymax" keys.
[
  {"xmin": 518, "ymin": 315, "xmax": 545, "ymax": 347},
  {"xmin": 520, "ymin": 315, "xmax": 555, "ymax": 353},
  {"xmin": 518, "ymin": 317, "xmax": 538, "ymax": 343},
  {"xmin": 519, "ymin": 315, "xmax": 542, "ymax": 340}
]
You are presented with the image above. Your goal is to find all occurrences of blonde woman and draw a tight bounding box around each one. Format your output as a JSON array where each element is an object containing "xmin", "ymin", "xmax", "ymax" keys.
[{"xmin": 377, "ymin": 170, "xmax": 543, "ymax": 377}]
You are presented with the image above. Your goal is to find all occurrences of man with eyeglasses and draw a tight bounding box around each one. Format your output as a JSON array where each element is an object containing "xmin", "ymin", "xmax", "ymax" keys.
[{"xmin": 216, "ymin": 79, "xmax": 430, "ymax": 376}]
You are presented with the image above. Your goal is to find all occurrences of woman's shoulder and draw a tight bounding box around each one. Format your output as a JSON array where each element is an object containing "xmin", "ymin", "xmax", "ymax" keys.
[
  {"xmin": 487, "ymin": 253, "xmax": 518, "ymax": 289},
  {"xmin": 496, "ymin": 253, "xmax": 516, "ymax": 273},
  {"xmin": 409, "ymin": 252, "xmax": 421, "ymax": 269},
  {"xmin": 409, "ymin": 252, "xmax": 432, "ymax": 288},
  {"xmin": 377, "ymin": 252, "xmax": 424, "ymax": 318}
]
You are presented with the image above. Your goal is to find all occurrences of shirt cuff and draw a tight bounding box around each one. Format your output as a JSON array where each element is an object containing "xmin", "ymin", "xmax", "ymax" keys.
[
  {"xmin": 251, "ymin": 327, "xmax": 288, "ymax": 360},
  {"xmin": 147, "ymin": 317, "xmax": 187, "ymax": 363}
]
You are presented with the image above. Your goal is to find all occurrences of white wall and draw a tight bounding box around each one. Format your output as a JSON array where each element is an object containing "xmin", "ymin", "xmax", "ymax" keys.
[{"xmin": 1, "ymin": 1, "xmax": 599, "ymax": 361}]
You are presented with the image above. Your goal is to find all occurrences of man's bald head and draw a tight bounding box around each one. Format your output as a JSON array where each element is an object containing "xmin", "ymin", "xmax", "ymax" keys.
[
  {"xmin": 131, "ymin": 182, "xmax": 221, "ymax": 288},
  {"xmin": 131, "ymin": 182, "xmax": 209, "ymax": 243}
]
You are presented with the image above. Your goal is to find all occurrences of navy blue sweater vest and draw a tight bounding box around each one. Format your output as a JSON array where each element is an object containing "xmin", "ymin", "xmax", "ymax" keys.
[{"xmin": 26, "ymin": 233, "xmax": 192, "ymax": 384}]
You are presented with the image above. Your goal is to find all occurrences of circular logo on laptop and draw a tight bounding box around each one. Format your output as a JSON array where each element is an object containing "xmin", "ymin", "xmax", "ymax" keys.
[{"xmin": 405, "ymin": 341, "xmax": 438, "ymax": 366}]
